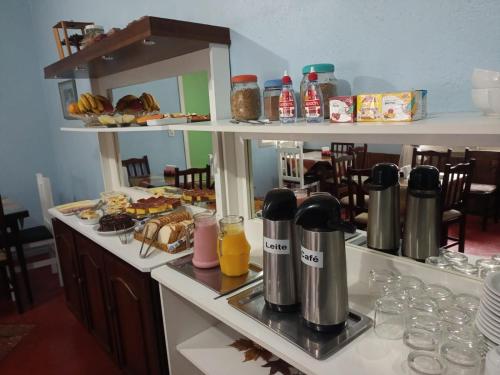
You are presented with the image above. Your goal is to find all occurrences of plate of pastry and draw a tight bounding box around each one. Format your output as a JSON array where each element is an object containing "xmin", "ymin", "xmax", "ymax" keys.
[{"xmin": 95, "ymin": 213, "xmax": 136, "ymax": 235}]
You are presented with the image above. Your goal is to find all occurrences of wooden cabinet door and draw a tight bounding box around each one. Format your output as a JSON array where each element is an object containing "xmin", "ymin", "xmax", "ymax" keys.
[
  {"xmin": 75, "ymin": 233, "xmax": 114, "ymax": 354},
  {"xmin": 52, "ymin": 219, "xmax": 85, "ymax": 323},
  {"xmin": 103, "ymin": 252, "xmax": 162, "ymax": 375}
]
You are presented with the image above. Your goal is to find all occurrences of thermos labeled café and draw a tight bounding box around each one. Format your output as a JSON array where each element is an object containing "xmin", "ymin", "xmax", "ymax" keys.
[
  {"xmin": 366, "ymin": 163, "xmax": 401, "ymax": 253},
  {"xmin": 262, "ymin": 189, "xmax": 299, "ymax": 312},
  {"xmin": 295, "ymin": 194, "xmax": 355, "ymax": 332},
  {"xmin": 403, "ymin": 166, "xmax": 441, "ymax": 261}
]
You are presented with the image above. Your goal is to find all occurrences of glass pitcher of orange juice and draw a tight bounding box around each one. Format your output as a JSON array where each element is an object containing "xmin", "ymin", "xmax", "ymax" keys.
[{"xmin": 217, "ymin": 215, "xmax": 251, "ymax": 277}]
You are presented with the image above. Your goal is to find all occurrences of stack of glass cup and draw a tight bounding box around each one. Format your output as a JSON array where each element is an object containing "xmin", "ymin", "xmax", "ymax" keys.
[
  {"xmin": 425, "ymin": 250, "xmax": 500, "ymax": 279},
  {"xmin": 370, "ymin": 268, "xmax": 486, "ymax": 375}
]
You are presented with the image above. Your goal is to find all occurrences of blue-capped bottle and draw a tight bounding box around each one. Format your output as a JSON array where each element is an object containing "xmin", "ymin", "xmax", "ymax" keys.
[
  {"xmin": 279, "ymin": 70, "xmax": 297, "ymax": 124},
  {"xmin": 303, "ymin": 67, "xmax": 324, "ymax": 123}
]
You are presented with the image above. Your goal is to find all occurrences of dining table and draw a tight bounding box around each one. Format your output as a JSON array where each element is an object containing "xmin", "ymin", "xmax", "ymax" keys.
[
  {"xmin": 2, "ymin": 197, "xmax": 33, "ymax": 309},
  {"xmin": 129, "ymin": 175, "xmax": 175, "ymax": 188}
]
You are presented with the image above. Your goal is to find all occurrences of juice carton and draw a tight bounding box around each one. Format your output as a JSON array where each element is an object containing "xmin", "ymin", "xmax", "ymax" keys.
[
  {"xmin": 329, "ymin": 96, "xmax": 356, "ymax": 123},
  {"xmin": 357, "ymin": 94, "xmax": 383, "ymax": 122},
  {"xmin": 381, "ymin": 90, "xmax": 428, "ymax": 121}
]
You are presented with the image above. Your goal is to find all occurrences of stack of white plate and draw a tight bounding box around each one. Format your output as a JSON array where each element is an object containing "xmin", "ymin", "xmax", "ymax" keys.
[{"xmin": 476, "ymin": 272, "xmax": 500, "ymax": 350}]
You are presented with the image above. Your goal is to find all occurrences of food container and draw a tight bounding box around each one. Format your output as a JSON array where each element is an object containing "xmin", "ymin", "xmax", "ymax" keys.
[
  {"xmin": 300, "ymin": 64, "xmax": 337, "ymax": 119},
  {"xmin": 231, "ymin": 75, "xmax": 261, "ymax": 121},
  {"xmin": 263, "ymin": 79, "xmax": 282, "ymax": 121},
  {"xmin": 381, "ymin": 90, "xmax": 427, "ymax": 121},
  {"xmin": 329, "ymin": 96, "xmax": 356, "ymax": 122},
  {"xmin": 82, "ymin": 24, "xmax": 105, "ymax": 47},
  {"xmin": 357, "ymin": 94, "xmax": 383, "ymax": 121}
]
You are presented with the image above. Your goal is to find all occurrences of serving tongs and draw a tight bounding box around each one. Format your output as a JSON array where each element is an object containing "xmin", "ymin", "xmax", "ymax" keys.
[
  {"xmin": 139, "ymin": 222, "xmax": 160, "ymax": 259},
  {"xmin": 138, "ymin": 221, "xmax": 194, "ymax": 259}
]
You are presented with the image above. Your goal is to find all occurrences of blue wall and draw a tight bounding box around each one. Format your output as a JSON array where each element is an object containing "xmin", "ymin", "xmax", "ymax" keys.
[
  {"xmin": 2, "ymin": 0, "xmax": 500, "ymax": 218},
  {"xmin": 114, "ymin": 78, "xmax": 187, "ymax": 176}
]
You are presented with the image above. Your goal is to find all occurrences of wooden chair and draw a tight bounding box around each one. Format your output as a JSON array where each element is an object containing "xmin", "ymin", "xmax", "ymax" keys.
[
  {"xmin": 175, "ymin": 165, "xmax": 212, "ymax": 189},
  {"xmin": 440, "ymin": 160, "xmax": 475, "ymax": 253},
  {"xmin": 464, "ymin": 149, "xmax": 500, "ymax": 231},
  {"xmin": 411, "ymin": 147, "xmax": 452, "ymax": 171},
  {"xmin": 277, "ymin": 144, "xmax": 320, "ymax": 191},
  {"xmin": 122, "ymin": 155, "xmax": 151, "ymax": 184},
  {"xmin": 325, "ymin": 150, "xmax": 355, "ymax": 198},
  {"xmin": 330, "ymin": 142, "xmax": 354, "ymax": 155},
  {"xmin": 352, "ymin": 144, "xmax": 368, "ymax": 168},
  {"xmin": 345, "ymin": 167, "xmax": 372, "ymax": 228},
  {"xmin": 0, "ymin": 195, "xmax": 24, "ymax": 313}
]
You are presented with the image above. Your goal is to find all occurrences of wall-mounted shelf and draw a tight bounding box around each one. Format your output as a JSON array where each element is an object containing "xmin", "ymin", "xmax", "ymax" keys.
[
  {"xmin": 61, "ymin": 112, "xmax": 500, "ymax": 146},
  {"xmin": 44, "ymin": 16, "xmax": 230, "ymax": 79}
]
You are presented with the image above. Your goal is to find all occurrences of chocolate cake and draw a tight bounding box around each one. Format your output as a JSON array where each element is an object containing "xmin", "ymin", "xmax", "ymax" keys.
[{"xmin": 98, "ymin": 213, "xmax": 135, "ymax": 232}]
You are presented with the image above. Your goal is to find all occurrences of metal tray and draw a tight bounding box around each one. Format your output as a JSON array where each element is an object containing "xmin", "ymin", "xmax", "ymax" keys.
[
  {"xmin": 228, "ymin": 282, "xmax": 372, "ymax": 360},
  {"xmin": 167, "ymin": 254, "xmax": 263, "ymax": 297}
]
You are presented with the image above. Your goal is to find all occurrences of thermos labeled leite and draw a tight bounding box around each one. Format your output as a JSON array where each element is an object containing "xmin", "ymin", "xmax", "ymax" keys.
[
  {"xmin": 262, "ymin": 189, "xmax": 299, "ymax": 312},
  {"xmin": 295, "ymin": 194, "xmax": 355, "ymax": 332}
]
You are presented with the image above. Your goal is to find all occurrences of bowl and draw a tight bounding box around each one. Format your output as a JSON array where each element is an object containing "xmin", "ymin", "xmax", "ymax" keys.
[
  {"xmin": 472, "ymin": 68, "xmax": 500, "ymax": 89},
  {"xmin": 77, "ymin": 209, "xmax": 102, "ymax": 225},
  {"xmin": 488, "ymin": 88, "xmax": 500, "ymax": 115}
]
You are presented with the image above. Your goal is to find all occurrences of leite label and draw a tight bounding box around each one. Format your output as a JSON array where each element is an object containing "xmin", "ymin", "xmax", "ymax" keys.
[
  {"xmin": 279, "ymin": 91, "xmax": 295, "ymax": 118},
  {"xmin": 304, "ymin": 88, "xmax": 321, "ymax": 118},
  {"xmin": 301, "ymin": 246, "xmax": 323, "ymax": 268},
  {"xmin": 263, "ymin": 237, "xmax": 290, "ymax": 255}
]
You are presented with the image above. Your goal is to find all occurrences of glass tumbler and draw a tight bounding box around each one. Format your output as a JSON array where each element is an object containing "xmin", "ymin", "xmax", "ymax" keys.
[
  {"xmin": 425, "ymin": 284, "xmax": 454, "ymax": 308},
  {"xmin": 406, "ymin": 312, "xmax": 443, "ymax": 335},
  {"xmin": 476, "ymin": 258, "xmax": 500, "ymax": 279},
  {"xmin": 407, "ymin": 351, "xmax": 446, "ymax": 375},
  {"xmin": 443, "ymin": 251, "xmax": 468, "ymax": 266},
  {"xmin": 397, "ymin": 276, "xmax": 424, "ymax": 291},
  {"xmin": 425, "ymin": 256, "xmax": 452, "ymax": 270},
  {"xmin": 374, "ymin": 296, "xmax": 406, "ymax": 339},
  {"xmin": 404, "ymin": 328, "xmax": 440, "ymax": 352},
  {"xmin": 439, "ymin": 307, "xmax": 472, "ymax": 327},
  {"xmin": 440, "ymin": 342, "xmax": 481, "ymax": 375},
  {"xmin": 452, "ymin": 263, "xmax": 478, "ymax": 277},
  {"xmin": 368, "ymin": 269, "xmax": 401, "ymax": 297},
  {"xmin": 454, "ymin": 294, "xmax": 480, "ymax": 316},
  {"xmin": 492, "ymin": 254, "xmax": 500, "ymax": 262}
]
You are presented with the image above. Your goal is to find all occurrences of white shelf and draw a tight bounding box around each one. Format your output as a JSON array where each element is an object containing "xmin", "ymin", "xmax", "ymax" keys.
[
  {"xmin": 60, "ymin": 112, "xmax": 500, "ymax": 146},
  {"xmin": 60, "ymin": 124, "xmax": 173, "ymax": 132},
  {"xmin": 177, "ymin": 323, "xmax": 271, "ymax": 375}
]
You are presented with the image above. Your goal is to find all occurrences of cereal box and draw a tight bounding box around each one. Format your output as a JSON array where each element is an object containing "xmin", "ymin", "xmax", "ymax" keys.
[
  {"xmin": 329, "ymin": 96, "xmax": 356, "ymax": 123},
  {"xmin": 357, "ymin": 94, "xmax": 383, "ymax": 122},
  {"xmin": 381, "ymin": 90, "xmax": 428, "ymax": 121}
]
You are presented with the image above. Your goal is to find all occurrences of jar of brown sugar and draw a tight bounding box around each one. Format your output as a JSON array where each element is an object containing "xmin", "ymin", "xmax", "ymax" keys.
[
  {"xmin": 231, "ymin": 75, "xmax": 261, "ymax": 121},
  {"xmin": 263, "ymin": 79, "xmax": 282, "ymax": 121}
]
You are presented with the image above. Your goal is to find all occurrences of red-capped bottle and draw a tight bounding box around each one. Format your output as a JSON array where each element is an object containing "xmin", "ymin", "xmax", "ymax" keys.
[
  {"xmin": 303, "ymin": 67, "xmax": 324, "ymax": 123},
  {"xmin": 279, "ymin": 70, "xmax": 297, "ymax": 124}
]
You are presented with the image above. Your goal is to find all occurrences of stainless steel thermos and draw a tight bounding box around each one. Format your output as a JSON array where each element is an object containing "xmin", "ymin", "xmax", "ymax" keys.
[
  {"xmin": 366, "ymin": 163, "xmax": 401, "ymax": 253},
  {"xmin": 262, "ymin": 189, "xmax": 299, "ymax": 312},
  {"xmin": 295, "ymin": 194, "xmax": 355, "ymax": 332},
  {"xmin": 402, "ymin": 166, "xmax": 441, "ymax": 261}
]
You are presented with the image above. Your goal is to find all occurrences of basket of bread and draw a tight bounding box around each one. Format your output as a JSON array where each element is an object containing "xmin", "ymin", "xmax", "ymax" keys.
[{"xmin": 135, "ymin": 209, "xmax": 194, "ymax": 256}]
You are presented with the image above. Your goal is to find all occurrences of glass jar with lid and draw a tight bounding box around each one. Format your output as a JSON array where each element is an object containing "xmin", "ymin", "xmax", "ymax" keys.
[
  {"xmin": 263, "ymin": 79, "xmax": 282, "ymax": 121},
  {"xmin": 300, "ymin": 63, "xmax": 337, "ymax": 119},
  {"xmin": 231, "ymin": 75, "xmax": 261, "ymax": 121},
  {"xmin": 82, "ymin": 24, "xmax": 104, "ymax": 48}
]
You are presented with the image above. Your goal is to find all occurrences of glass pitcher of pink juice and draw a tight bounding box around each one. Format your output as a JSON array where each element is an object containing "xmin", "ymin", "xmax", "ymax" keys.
[{"xmin": 192, "ymin": 211, "xmax": 219, "ymax": 268}]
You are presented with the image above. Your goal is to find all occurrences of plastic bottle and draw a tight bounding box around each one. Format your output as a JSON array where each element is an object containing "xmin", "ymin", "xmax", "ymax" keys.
[
  {"xmin": 279, "ymin": 70, "xmax": 297, "ymax": 124},
  {"xmin": 303, "ymin": 67, "xmax": 324, "ymax": 123}
]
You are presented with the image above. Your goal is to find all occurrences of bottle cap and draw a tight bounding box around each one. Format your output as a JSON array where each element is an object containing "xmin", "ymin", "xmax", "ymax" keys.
[
  {"xmin": 366, "ymin": 163, "xmax": 399, "ymax": 190},
  {"xmin": 409, "ymin": 165, "xmax": 441, "ymax": 191},
  {"xmin": 308, "ymin": 67, "xmax": 318, "ymax": 81},
  {"xmin": 282, "ymin": 70, "xmax": 292, "ymax": 85},
  {"xmin": 262, "ymin": 189, "xmax": 296, "ymax": 221}
]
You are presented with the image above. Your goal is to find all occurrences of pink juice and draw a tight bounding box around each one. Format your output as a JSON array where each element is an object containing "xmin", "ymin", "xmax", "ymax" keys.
[{"xmin": 192, "ymin": 215, "xmax": 220, "ymax": 268}]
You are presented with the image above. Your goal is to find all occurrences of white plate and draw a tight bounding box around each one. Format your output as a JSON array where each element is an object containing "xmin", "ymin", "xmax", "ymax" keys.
[
  {"xmin": 483, "ymin": 289, "xmax": 500, "ymax": 311},
  {"xmin": 485, "ymin": 272, "xmax": 500, "ymax": 297},
  {"xmin": 94, "ymin": 224, "xmax": 136, "ymax": 236},
  {"xmin": 479, "ymin": 305, "xmax": 500, "ymax": 327},
  {"xmin": 476, "ymin": 313, "xmax": 500, "ymax": 342},
  {"xmin": 476, "ymin": 318, "xmax": 500, "ymax": 345},
  {"xmin": 480, "ymin": 301, "xmax": 500, "ymax": 322}
]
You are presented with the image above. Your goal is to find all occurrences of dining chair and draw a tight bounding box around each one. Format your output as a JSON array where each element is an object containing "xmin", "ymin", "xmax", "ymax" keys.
[
  {"xmin": 440, "ymin": 160, "xmax": 475, "ymax": 253},
  {"xmin": 330, "ymin": 142, "xmax": 354, "ymax": 155},
  {"xmin": 122, "ymin": 155, "xmax": 151, "ymax": 185},
  {"xmin": 345, "ymin": 167, "xmax": 372, "ymax": 228},
  {"xmin": 352, "ymin": 144, "xmax": 368, "ymax": 168},
  {"xmin": 175, "ymin": 164, "xmax": 212, "ymax": 189},
  {"xmin": 277, "ymin": 144, "xmax": 320, "ymax": 191},
  {"xmin": 324, "ymin": 150, "xmax": 355, "ymax": 198},
  {"xmin": 411, "ymin": 147, "xmax": 452, "ymax": 171},
  {"xmin": 0, "ymin": 195, "xmax": 24, "ymax": 313},
  {"xmin": 464, "ymin": 148, "xmax": 500, "ymax": 231}
]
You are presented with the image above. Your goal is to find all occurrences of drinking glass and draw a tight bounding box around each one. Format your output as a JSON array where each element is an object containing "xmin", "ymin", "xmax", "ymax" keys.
[
  {"xmin": 443, "ymin": 251, "xmax": 468, "ymax": 266},
  {"xmin": 440, "ymin": 342, "xmax": 481, "ymax": 375},
  {"xmin": 117, "ymin": 225, "xmax": 134, "ymax": 244},
  {"xmin": 440, "ymin": 325, "xmax": 485, "ymax": 355},
  {"xmin": 406, "ymin": 351, "xmax": 446, "ymax": 375},
  {"xmin": 425, "ymin": 256, "xmax": 451, "ymax": 270},
  {"xmin": 425, "ymin": 284, "xmax": 454, "ymax": 308},
  {"xmin": 452, "ymin": 263, "xmax": 478, "ymax": 277},
  {"xmin": 454, "ymin": 294, "xmax": 480, "ymax": 316},
  {"xmin": 438, "ymin": 307, "xmax": 472, "ymax": 327},
  {"xmin": 382, "ymin": 282, "xmax": 408, "ymax": 303},
  {"xmin": 374, "ymin": 296, "xmax": 405, "ymax": 339},
  {"xmin": 368, "ymin": 269, "xmax": 401, "ymax": 296},
  {"xmin": 407, "ymin": 297, "xmax": 439, "ymax": 314},
  {"xmin": 397, "ymin": 276, "xmax": 424, "ymax": 291},
  {"xmin": 476, "ymin": 258, "xmax": 500, "ymax": 279},
  {"xmin": 404, "ymin": 328, "xmax": 440, "ymax": 352},
  {"xmin": 492, "ymin": 254, "xmax": 500, "ymax": 263},
  {"xmin": 406, "ymin": 312, "xmax": 443, "ymax": 335}
]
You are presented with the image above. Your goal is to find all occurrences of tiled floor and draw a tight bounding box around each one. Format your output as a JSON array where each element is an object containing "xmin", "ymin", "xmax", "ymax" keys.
[{"xmin": 0, "ymin": 215, "xmax": 498, "ymax": 373}]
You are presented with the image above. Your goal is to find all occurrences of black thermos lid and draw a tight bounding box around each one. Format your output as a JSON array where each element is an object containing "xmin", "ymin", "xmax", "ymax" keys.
[
  {"xmin": 408, "ymin": 165, "xmax": 441, "ymax": 191},
  {"xmin": 368, "ymin": 163, "xmax": 399, "ymax": 190},
  {"xmin": 262, "ymin": 188, "xmax": 297, "ymax": 221},
  {"xmin": 295, "ymin": 193, "xmax": 355, "ymax": 233}
]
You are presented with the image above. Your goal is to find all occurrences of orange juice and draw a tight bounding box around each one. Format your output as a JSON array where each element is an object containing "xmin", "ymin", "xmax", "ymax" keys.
[{"xmin": 217, "ymin": 216, "xmax": 251, "ymax": 277}]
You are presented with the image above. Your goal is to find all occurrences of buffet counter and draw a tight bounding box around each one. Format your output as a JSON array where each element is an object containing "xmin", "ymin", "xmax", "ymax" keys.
[{"xmin": 151, "ymin": 220, "xmax": 483, "ymax": 375}]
